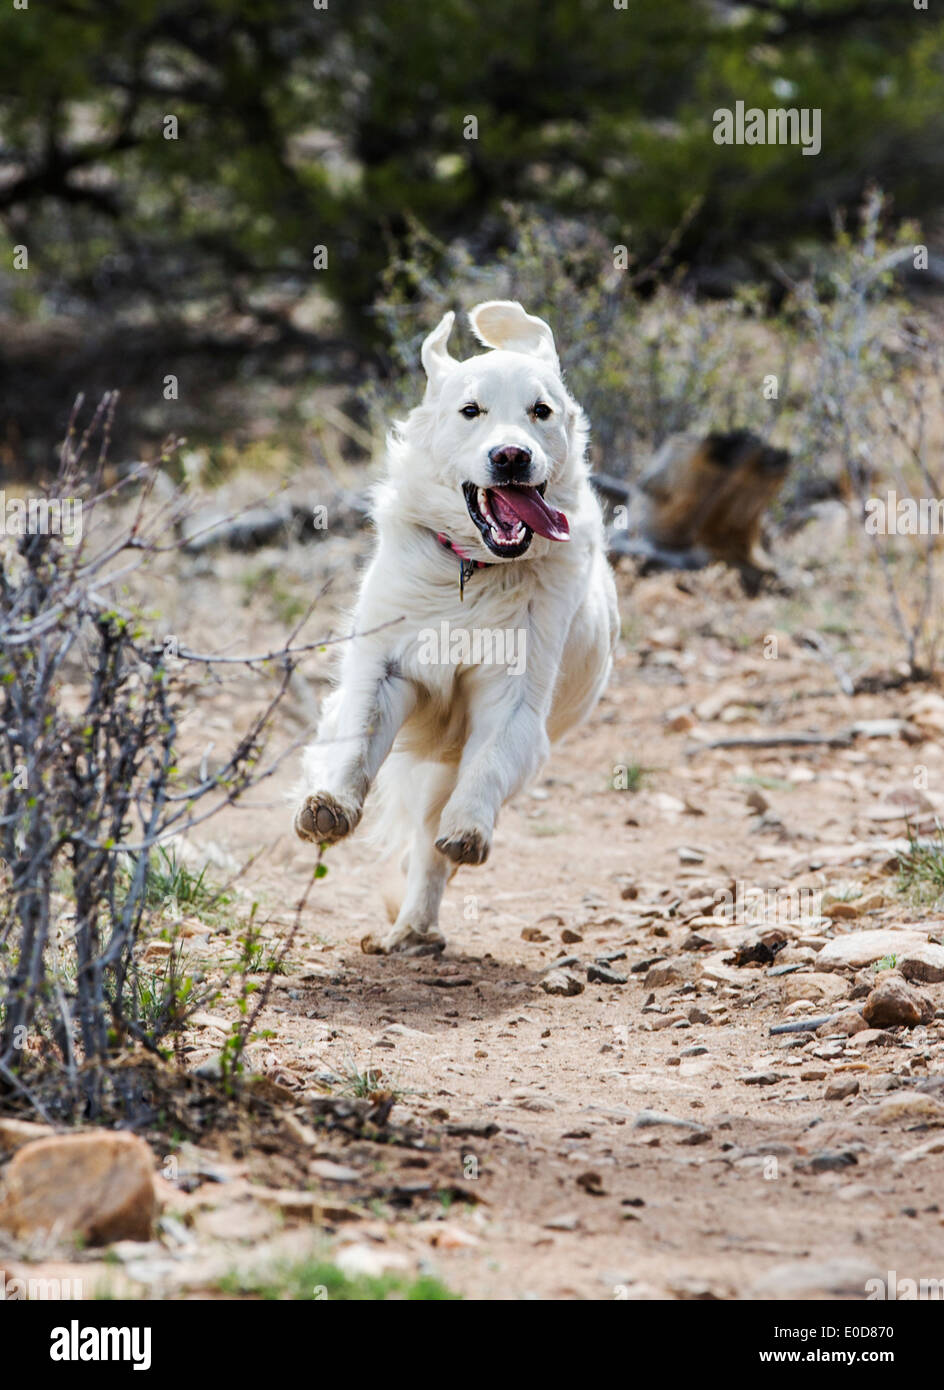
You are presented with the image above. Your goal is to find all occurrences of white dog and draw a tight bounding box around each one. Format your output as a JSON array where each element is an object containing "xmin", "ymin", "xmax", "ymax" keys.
[{"xmin": 295, "ymin": 301, "xmax": 618, "ymax": 954}]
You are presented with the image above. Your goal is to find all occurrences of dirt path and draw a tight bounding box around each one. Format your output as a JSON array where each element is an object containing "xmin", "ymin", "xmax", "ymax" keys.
[{"xmin": 143, "ymin": 541, "xmax": 944, "ymax": 1302}]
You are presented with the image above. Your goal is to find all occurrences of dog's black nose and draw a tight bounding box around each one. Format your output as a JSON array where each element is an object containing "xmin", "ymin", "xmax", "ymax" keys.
[{"xmin": 488, "ymin": 445, "xmax": 532, "ymax": 482}]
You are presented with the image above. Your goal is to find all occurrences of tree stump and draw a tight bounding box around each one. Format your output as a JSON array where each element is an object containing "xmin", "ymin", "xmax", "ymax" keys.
[{"xmin": 608, "ymin": 430, "xmax": 790, "ymax": 591}]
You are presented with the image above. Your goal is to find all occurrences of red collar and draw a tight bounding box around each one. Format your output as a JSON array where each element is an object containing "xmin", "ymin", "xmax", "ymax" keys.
[{"xmin": 434, "ymin": 531, "xmax": 492, "ymax": 600}]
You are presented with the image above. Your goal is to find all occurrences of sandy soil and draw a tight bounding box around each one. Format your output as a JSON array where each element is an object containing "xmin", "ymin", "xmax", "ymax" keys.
[{"xmin": 127, "ymin": 512, "xmax": 944, "ymax": 1302}]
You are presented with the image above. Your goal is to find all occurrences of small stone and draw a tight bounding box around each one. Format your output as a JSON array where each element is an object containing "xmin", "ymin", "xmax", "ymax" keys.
[
  {"xmin": 587, "ymin": 964, "xmax": 627, "ymax": 985},
  {"xmin": 781, "ymin": 973, "xmax": 850, "ymax": 1005},
  {"xmin": 871, "ymin": 1093, "xmax": 944, "ymax": 1125},
  {"xmin": 749, "ymin": 1258, "xmax": 881, "ymax": 1299},
  {"xmin": 816, "ymin": 929, "xmax": 929, "ymax": 972},
  {"xmin": 644, "ymin": 962, "xmax": 684, "ymax": 989},
  {"xmin": 899, "ymin": 944, "xmax": 944, "ymax": 985},
  {"xmin": 0, "ymin": 1119, "xmax": 55, "ymax": 1154},
  {"xmin": 863, "ymin": 977, "xmax": 933, "ymax": 1029},
  {"xmin": 825, "ymin": 1077, "xmax": 860, "ymax": 1100},
  {"xmin": 561, "ymin": 928, "xmax": 583, "ymax": 944},
  {"xmin": 806, "ymin": 1149, "xmax": 859, "ymax": 1173},
  {"xmin": 543, "ymin": 1212, "xmax": 580, "ymax": 1231},
  {"xmin": 633, "ymin": 1109, "xmax": 706, "ymax": 1133},
  {"xmin": 309, "ymin": 1159, "xmax": 360, "ymax": 1182},
  {"xmin": 820, "ymin": 1009, "xmax": 867, "ymax": 1037},
  {"xmin": 521, "ymin": 926, "xmax": 550, "ymax": 942},
  {"xmin": 0, "ymin": 1131, "xmax": 155, "ymax": 1245},
  {"xmin": 576, "ymin": 1171, "xmax": 607, "ymax": 1195},
  {"xmin": 541, "ymin": 969, "xmax": 585, "ymax": 997},
  {"xmin": 741, "ymin": 1072, "xmax": 781, "ymax": 1086},
  {"xmin": 335, "ymin": 1244, "xmax": 411, "ymax": 1278}
]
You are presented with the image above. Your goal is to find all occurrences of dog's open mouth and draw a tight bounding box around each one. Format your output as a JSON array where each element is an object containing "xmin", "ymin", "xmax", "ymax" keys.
[{"xmin": 462, "ymin": 482, "xmax": 570, "ymax": 558}]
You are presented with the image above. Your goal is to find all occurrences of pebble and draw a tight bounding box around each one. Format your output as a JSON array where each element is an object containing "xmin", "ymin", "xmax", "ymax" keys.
[
  {"xmin": 825, "ymin": 1076, "xmax": 860, "ymax": 1100},
  {"xmin": 633, "ymin": 1109, "xmax": 706, "ymax": 1133},
  {"xmin": 540, "ymin": 969, "xmax": 585, "ymax": 997},
  {"xmin": 863, "ymin": 977, "xmax": 933, "ymax": 1029},
  {"xmin": 587, "ymin": 964, "xmax": 628, "ymax": 985},
  {"xmin": 899, "ymin": 944, "xmax": 944, "ymax": 985}
]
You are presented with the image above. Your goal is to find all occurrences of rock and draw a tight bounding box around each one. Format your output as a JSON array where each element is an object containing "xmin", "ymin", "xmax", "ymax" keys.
[
  {"xmin": 863, "ymin": 977, "xmax": 933, "ymax": 1029},
  {"xmin": 0, "ymin": 1119, "xmax": 55, "ymax": 1154},
  {"xmin": 678, "ymin": 846, "xmax": 706, "ymax": 864},
  {"xmin": 335, "ymin": 1243, "xmax": 411, "ymax": 1278},
  {"xmin": 806, "ymin": 1149, "xmax": 858, "ymax": 1173},
  {"xmin": 644, "ymin": 961, "xmax": 684, "ymax": 989},
  {"xmin": 541, "ymin": 969, "xmax": 585, "ymax": 997},
  {"xmin": 698, "ymin": 954, "xmax": 743, "ymax": 986},
  {"xmin": 749, "ymin": 1258, "xmax": 881, "ymax": 1299},
  {"xmin": 871, "ymin": 1093, "xmax": 944, "ymax": 1125},
  {"xmin": 561, "ymin": 928, "xmax": 583, "ymax": 944},
  {"xmin": 740, "ymin": 1072, "xmax": 781, "ymax": 1086},
  {"xmin": 521, "ymin": 926, "xmax": 550, "ymax": 942},
  {"xmin": 781, "ymin": 973, "xmax": 850, "ymax": 1005},
  {"xmin": 543, "ymin": 1212, "xmax": 580, "ymax": 1231},
  {"xmin": 587, "ymin": 963, "xmax": 627, "ymax": 985},
  {"xmin": 816, "ymin": 928, "xmax": 929, "ymax": 972},
  {"xmin": 855, "ymin": 1028, "xmax": 896, "ymax": 1048},
  {"xmin": 824, "ymin": 901, "xmax": 859, "ymax": 920},
  {"xmin": 898, "ymin": 1135, "xmax": 944, "ymax": 1164},
  {"xmin": 899, "ymin": 943, "xmax": 944, "ymax": 985},
  {"xmin": 0, "ymin": 1131, "xmax": 155, "ymax": 1245},
  {"xmin": 633, "ymin": 1109, "xmax": 705, "ymax": 1133},
  {"xmin": 825, "ymin": 1077, "xmax": 860, "ymax": 1101},
  {"xmin": 688, "ymin": 1007, "xmax": 713, "ymax": 1025},
  {"xmin": 819, "ymin": 1009, "xmax": 867, "ymax": 1037},
  {"xmin": 309, "ymin": 1160, "xmax": 360, "ymax": 1183}
]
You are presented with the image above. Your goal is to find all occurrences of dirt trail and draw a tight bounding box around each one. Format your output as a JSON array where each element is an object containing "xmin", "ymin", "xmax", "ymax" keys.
[{"xmin": 150, "ymin": 536, "xmax": 944, "ymax": 1302}]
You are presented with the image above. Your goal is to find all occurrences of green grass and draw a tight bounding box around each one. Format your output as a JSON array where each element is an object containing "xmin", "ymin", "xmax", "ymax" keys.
[
  {"xmin": 141, "ymin": 846, "xmax": 233, "ymax": 924},
  {"xmin": 218, "ymin": 1259, "xmax": 460, "ymax": 1301},
  {"xmin": 897, "ymin": 831, "xmax": 944, "ymax": 909},
  {"xmin": 611, "ymin": 761, "xmax": 650, "ymax": 792}
]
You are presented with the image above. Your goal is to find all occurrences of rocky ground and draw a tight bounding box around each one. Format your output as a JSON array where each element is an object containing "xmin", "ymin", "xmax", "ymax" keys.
[{"xmin": 4, "ymin": 499, "xmax": 944, "ymax": 1301}]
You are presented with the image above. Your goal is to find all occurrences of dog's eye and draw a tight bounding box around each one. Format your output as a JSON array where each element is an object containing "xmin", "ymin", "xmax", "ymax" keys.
[
  {"xmin": 459, "ymin": 403, "xmax": 481, "ymax": 419},
  {"xmin": 532, "ymin": 402, "xmax": 552, "ymax": 421}
]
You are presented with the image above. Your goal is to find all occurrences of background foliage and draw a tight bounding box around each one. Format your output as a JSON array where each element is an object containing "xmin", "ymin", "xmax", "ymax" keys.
[{"xmin": 0, "ymin": 0, "xmax": 942, "ymax": 460}]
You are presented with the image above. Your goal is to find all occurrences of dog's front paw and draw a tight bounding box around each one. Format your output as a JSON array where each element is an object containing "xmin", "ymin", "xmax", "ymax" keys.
[
  {"xmin": 435, "ymin": 828, "xmax": 490, "ymax": 866},
  {"xmin": 294, "ymin": 792, "xmax": 360, "ymax": 846},
  {"xmin": 361, "ymin": 924, "xmax": 446, "ymax": 956}
]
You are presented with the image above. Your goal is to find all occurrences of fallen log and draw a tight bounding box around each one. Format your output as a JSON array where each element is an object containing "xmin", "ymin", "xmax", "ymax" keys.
[{"xmin": 611, "ymin": 429, "xmax": 790, "ymax": 590}]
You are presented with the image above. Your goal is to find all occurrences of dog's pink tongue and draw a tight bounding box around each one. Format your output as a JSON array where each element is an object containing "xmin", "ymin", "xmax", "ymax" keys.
[{"xmin": 490, "ymin": 486, "xmax": 570, "ymax": 542}]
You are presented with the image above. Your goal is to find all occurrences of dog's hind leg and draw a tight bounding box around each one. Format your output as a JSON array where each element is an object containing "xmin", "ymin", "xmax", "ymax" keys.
[
  {"xmin": 361, "ymin": 763, "xmax": 457, "ymax": 955},
  {"xmin": 295, "ymin": 656, "xmax": 416, "ymax": 847}
]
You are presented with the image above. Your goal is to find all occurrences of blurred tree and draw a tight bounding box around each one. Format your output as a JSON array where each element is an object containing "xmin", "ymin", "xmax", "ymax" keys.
[{"xmin": 0, "ymin": 0, "xmax": 941, "ymax": 451}]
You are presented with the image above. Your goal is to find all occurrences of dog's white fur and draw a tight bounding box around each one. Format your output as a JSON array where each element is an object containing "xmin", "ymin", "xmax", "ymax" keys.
[{"xmin": 295, "ymin": 300, "xmax": 618, "ymax": 954}]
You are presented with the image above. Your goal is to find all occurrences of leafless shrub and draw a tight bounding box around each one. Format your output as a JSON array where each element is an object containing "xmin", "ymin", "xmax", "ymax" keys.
[{"xmin": 0, "ymin": 395, "xmax": 334, "ymax": 1118}]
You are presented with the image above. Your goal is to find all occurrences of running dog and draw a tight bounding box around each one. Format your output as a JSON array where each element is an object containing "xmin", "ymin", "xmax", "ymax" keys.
[{"xmin": 294, "ymin": 300, "xmax": 618, "ymax": 953}]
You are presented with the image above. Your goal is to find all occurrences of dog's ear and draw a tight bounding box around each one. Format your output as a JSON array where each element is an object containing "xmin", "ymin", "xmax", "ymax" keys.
[
  {"xmin": 468, "ymin": 300, "xmax": 559, "ymax": 372},
  {"xmin": 420, "ymin": 311, "xmax": 457, "ymax": 395}
]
